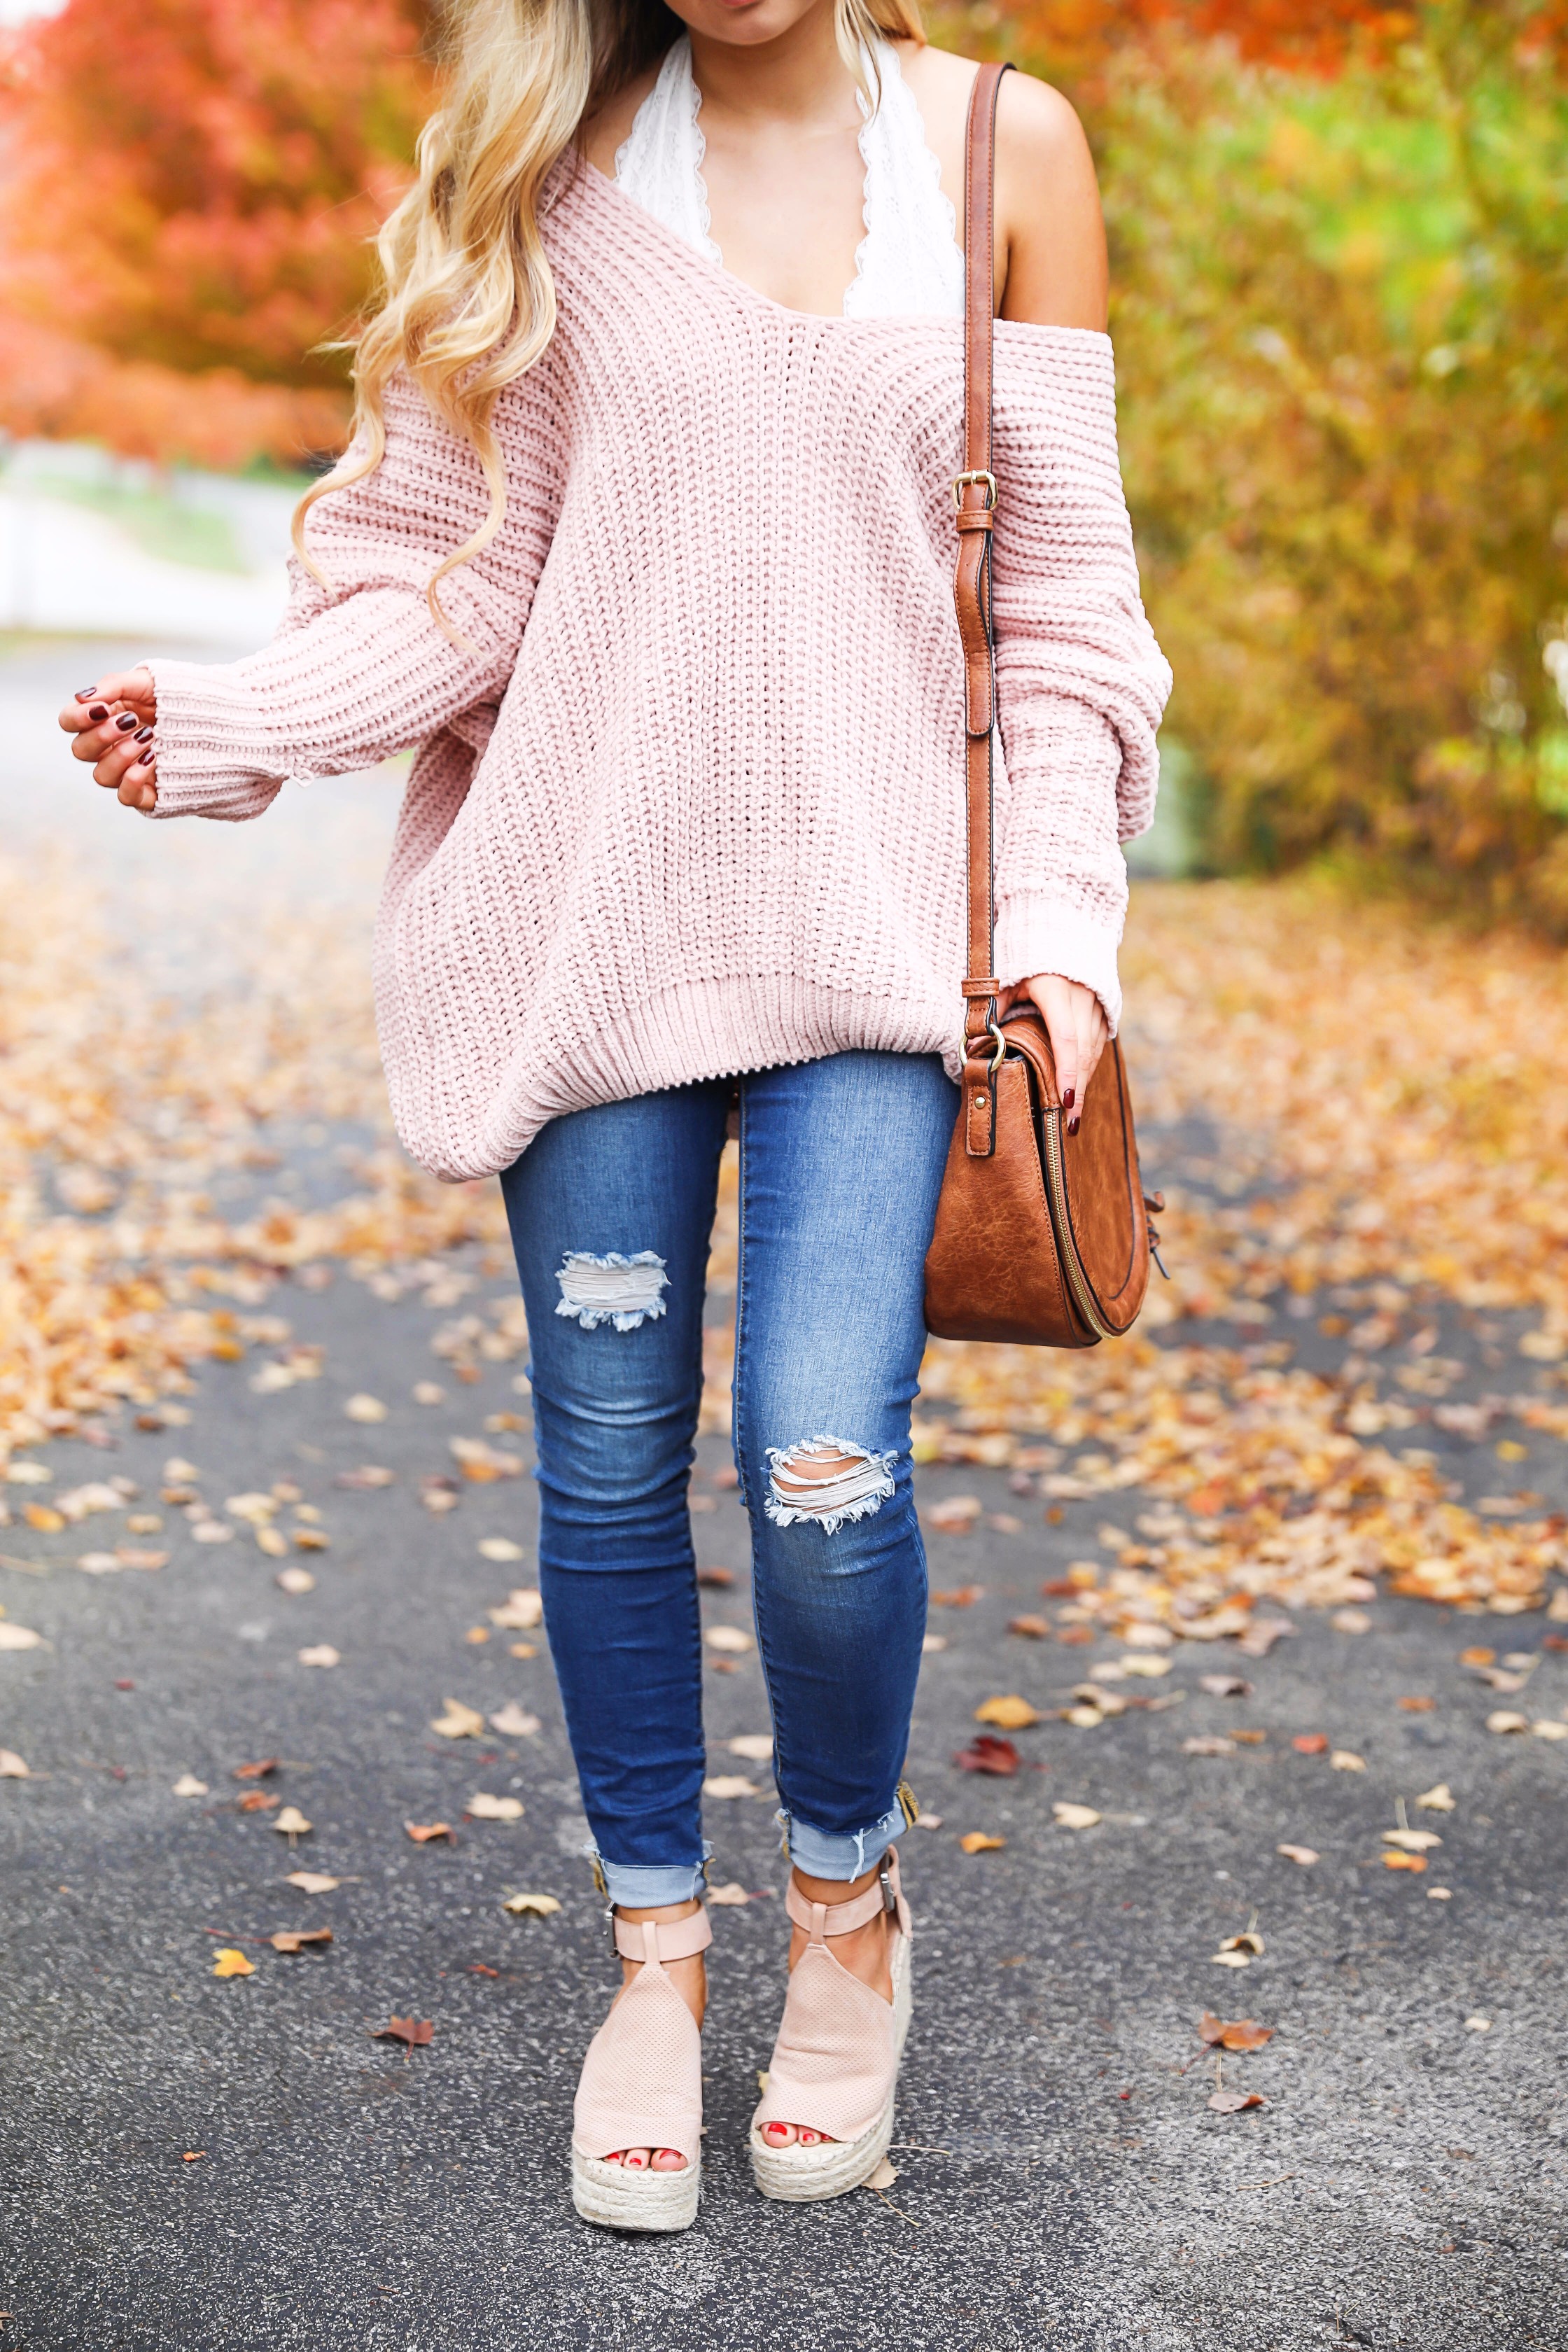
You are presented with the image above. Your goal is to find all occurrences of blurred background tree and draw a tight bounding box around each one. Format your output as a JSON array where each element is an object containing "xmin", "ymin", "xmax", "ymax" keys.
[
  {"xmin": 1, "ymin": 0, "xmax": 1565, "ymax": 923},
  {"xmin": 0, "ymin": 0, "xmax": 432, "ymax": 465}
]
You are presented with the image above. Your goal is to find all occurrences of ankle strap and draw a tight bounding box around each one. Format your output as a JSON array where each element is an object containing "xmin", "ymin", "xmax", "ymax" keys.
[
  {"xmin": 785, "ymin": 1849, "xmax": 901, "ymax": 1945},
  {"xmin": 612, "ymin": 1905, "xmax": 713, "ymax": 1966}
]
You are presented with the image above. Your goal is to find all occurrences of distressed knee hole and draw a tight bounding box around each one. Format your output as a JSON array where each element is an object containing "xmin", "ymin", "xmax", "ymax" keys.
[
  {"xmin": 554, "ymin": 1250, "xmax": 668, "ymax": 1332},
  {"xmin": 763, "ymin": 1434, "xmax": 896, "ymax": 1535}
]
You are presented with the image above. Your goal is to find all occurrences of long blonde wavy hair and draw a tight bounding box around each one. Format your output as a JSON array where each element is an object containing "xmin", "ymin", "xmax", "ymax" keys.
[{"xmin": 294, "ymin": 0, "xmax": 924, "ymax": 629}]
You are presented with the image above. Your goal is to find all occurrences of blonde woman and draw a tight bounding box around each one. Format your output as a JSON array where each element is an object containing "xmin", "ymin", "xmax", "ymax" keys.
[{"xmin": 60, "ymin": 0, "xmax": 1168, "ymax": 2233}]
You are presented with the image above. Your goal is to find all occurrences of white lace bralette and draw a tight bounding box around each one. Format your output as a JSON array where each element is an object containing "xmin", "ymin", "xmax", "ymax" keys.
[{"xmin": 612, "ymin": 34, "xmax": 965, "ymax": 320}]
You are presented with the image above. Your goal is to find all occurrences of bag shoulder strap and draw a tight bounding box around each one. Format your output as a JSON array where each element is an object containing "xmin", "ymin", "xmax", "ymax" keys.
[{"xmin": 953, "ymin": 58, "xmax": 1012, "ymax": 1156}]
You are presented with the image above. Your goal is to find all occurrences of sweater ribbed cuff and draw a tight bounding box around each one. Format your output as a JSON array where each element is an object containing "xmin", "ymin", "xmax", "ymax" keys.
[
  {"xmin": 142, "ymin": 657, "xmax": 286, "ymax": 823},
  {"xmin": 994, "ymin": 893, "xmax": 1122, "ymax": 1036}
]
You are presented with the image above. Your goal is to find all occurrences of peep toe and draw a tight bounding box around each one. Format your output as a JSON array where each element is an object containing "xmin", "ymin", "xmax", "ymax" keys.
[
  {"xmin": 571, "ymin": 1904, "xmax": 711, "ymax": 2232},
  {"xmin": 749, "ymin": 1850, "xmax": 913, "ymax": 2202}
]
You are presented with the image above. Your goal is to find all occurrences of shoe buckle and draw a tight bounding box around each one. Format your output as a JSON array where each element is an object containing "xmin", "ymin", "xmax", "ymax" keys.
[{"xmin": 878, "ymin": 1859, "xmax": 897, "ymax": 1915}]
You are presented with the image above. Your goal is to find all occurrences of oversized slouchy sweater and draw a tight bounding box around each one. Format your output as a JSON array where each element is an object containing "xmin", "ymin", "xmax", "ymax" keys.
[{"xmin": 145, "ymin": 156, "xmax": 1171, "ymax": 1183}]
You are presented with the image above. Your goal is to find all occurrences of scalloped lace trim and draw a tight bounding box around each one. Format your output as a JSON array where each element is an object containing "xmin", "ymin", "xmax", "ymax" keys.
[{"xmin": 614, "ymin": 34, "xmax": 964, "ymax": 318}]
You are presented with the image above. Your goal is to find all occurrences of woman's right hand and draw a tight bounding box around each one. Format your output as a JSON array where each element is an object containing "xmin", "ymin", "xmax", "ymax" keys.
[{"xmin": 58, "ymin": 668, "xmax": 160, "ymax": 811}]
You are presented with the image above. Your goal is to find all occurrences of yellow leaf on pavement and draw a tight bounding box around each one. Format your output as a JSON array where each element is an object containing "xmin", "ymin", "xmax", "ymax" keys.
[
  {"xmin": 430, "ymin": 1699, "xmax": 486, "ymax": 1739},
  {"xmin": 211, "ymin": 1948, "xmax": 254, "ymax": 1977},
  {"xmin": 974, "ymin": 1695, "xmax": 1041, "ymax": 1730}
]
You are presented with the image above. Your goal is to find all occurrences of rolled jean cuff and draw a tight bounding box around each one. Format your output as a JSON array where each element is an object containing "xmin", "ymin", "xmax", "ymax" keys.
[
  {"xmin": 587, "ymin": 1842, "xmax": 713, "ymax": 1909},
  {"xmin": 778, "ymin": 1800, "xmax": 908, "ymax": 1882}
]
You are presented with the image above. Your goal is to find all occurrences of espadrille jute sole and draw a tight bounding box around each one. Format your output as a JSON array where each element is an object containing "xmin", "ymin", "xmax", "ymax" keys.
[
  {"xmin": 571, "ymin": 2146, "xmax": 701, "ymax": 2233},
  {"xmin": 748, "ymin": 1935, "xmax": 913, "ymax": 2203}
]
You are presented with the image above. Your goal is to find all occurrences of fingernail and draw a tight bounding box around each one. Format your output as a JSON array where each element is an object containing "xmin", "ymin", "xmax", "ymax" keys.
[
  {"xmin": 75, "ymin": 687, "xmax": 100, "ymax": 701},
  {"xmin": 134, "ymin": 725, "xmax": 153, "ymax": 741},
  {"xmin": 1063, "ymin": 1086, "xmax": 1075, "ymax": 1110},
  {"xmin": 88, "ymin": 704, "xmax": 108, "ymax": 722},
  {"xmin": 115, "ymin": 712, "xmax": 138, "ymax": 731},
  {"xmin": 1068, "ymin": 1116, "xmax": 1081, "ymax": 1136}
]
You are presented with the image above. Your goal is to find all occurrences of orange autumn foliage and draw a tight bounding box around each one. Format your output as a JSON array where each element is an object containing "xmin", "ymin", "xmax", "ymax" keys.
[{"xmin": 0, "ymin": 0, "xmax": 433, "ymax": 466}]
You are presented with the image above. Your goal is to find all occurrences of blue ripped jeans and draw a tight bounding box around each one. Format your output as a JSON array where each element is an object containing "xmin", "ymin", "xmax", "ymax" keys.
[{"xmin": 500, "ymin": 1051, "xmax": 956, "ymax": 1907}]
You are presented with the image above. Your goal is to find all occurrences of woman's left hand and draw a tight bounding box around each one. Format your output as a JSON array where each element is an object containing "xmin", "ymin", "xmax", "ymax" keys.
[{"xmin": 997, "ymin": 973, "xmax": 1107, "ymax": 1133}]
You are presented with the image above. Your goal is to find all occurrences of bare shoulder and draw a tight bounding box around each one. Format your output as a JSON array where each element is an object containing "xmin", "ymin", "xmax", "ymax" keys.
[
  {"xmin": 580, "ymin": 62, "xmax": 662, "ymax": 180},
  {"xmin": 995, "ymin": 66, "xmax": 1107, "ymax": 329}
]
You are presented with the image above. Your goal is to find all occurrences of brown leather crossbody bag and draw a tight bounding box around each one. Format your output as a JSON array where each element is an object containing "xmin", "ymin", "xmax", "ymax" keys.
[{"xmin": 923, "ymin": 62, "xmax": 1157, "ymax": 1350}]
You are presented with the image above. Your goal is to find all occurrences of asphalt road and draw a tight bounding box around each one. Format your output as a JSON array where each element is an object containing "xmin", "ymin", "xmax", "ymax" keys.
[{"xmin": 3, "ymin": 1250, "xmax": 1565, "ymax": 2352}]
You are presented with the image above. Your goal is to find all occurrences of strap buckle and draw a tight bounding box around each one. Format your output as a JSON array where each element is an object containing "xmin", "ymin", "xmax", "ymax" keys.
[
  {"xmin": 986, "ymin": 1017, "xmax": 1007, "ymax": 1076},
  {"xmin": 878, "ymin": 1858, "xmax": 897, "ymax": 1916},
  {"xmin": 951, "ymin": 468, "xmax": 997, "ymax": 513}
]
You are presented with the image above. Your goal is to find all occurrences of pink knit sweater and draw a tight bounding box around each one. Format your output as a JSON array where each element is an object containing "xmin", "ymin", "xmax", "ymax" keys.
[{"xmin": 146, "ymin": 158, "xmax": 1170, "ymax": 1183}]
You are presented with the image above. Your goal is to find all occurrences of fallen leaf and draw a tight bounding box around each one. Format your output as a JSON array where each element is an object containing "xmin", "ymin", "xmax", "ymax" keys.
[
  {"xmin": 1331, "ymin": 1608, "xmax": 1373, "ymax": 1634},
  {"xmin": 1486, "ymin": 1711, "xmax": 1530, "ymax": 1735},
  {"xmin": 271, "ymin": 1806, "xmax": 312, "ymax": 1838},
  {"xmin": 930, "ymin": 1586, "xmax": 984, "ymax": 1609},
  {"xmin": 702, "ymin": 1774, "xmax": 760, "ymax": 1800},
  {"xmin": 1007, "ymin": 1614, "xmax": 1051, "ymax": 1639},
  {"xmin": 1532, "ymin": 1718, "xmax": 1568, "ymax": 1740},
  {"xmin": 1292, "ymin": 1733, "xmax": 1329, "ymax": 1755},
  {"xmin": 1052, "ymin": 1801, "xmax": 1101, "ymax": 1829},
  {"xmin": 270, "ymin": 1928, "xmax": 332, "ymax": 1954},
  {"xmin": 1458, "ymin": 1646, "xmax": 1496, "ymax": 1669},
  {"xmin": 726, "ymin": 1733, "xmax": 774, "ymax": 1762},
  {"xmin": 1218, "ymin": 1931, "xmax": 1265, "ymax": 1956},
  {"xmin": 1382, "ymin": 1851, "xmax": 1427, "ymax": 1872},
  {"xmin": 413, "ymin": 1381, "xmax": 446, "ymax": 1405},
  {"xmin": 488, "ymin": 1588, "xmax": 542, "ymax": 1631},
  {"xmin": 1427, "ymin": 1886, "xmax": 1453, "ymax": 1900},
  {"xmin": 1330, "ymin": 1751, "xmax": 1366, "ymax": 1772},
  {"xmin": 1065, "ymin": 1704, "xmax": 1105, "ymax": 1728},
  {"xmin": 1464, "ymin": 2015, "xmax": 1491, "ymax": 2032},
  {"xmin": 4, "ymin": 1462, "xmax": 51, "ymax": 1483},
  {"xmin": 276, "ymin": 1566, "xmax": 315, "ymax": 1595},
  {"xmin": 974, "ymin": 1694, "xmax": 1041, "ymax": 1730},
  {"xmin": 477, "ymin": 1537, "xmax": 525, "ymax": 1563},
  {"xmin": 1211, "ymin": 1949, "xmax": 1253, "ymax": 1969},
  {"xmin": 1208, "ymin": 2089, "xmax": 1267, "ymax": 2112},
  {"xmin": 1276, "ymin": 1844, "xmax": 1319, "ymax": 1866},
  {"xmin": 293, "ymin": 1527, "xmax": 330, "ymax": 1553},
  {"xmin": 865, "ymin": 2157, "xmax": 899, "ymax": 2190},
  {"xmin": 489, "ymin": 1704, "xmax": 540, "ymax": 1738},
  {"xmin": 465, "ymin": 1793, "xmax": 524, "ymax": 1821},
  {"xmin": 336, "ymin": 1465, "xmax": 395, "ymax": 1489},
  {"xmin": 257, "ymin": 1526, "xmax": 290, "ymax": 1559},
  {"xmin": 0, "ymin": 1623, "xmax": 43, "ymax": 1650},
  {"xmin": 22, "ymin": 1504, "xmax": 64, "ymax": 1534},
  {"xmin": 465, "ymin": 1628, "xmax": 490, "ymax": 1645},
  {"xmin": 172, "ymin": 1773, "xmax": 208, "ymax": 1797},
  {"xmin": 1382, "ymin": 1829, "xmax": 1443, "ymax": 1851},
  {"xmin": 953, "ymin": 1735, "xmax": 1020, "ymax": 1776},
  {"xmin": 915, "ymin": 1810, "xmax": 944, "ymax": 1828},
  {"xmin": 298, "ymin": 1645, "xmax": 340, "ymax": 1669},
  {"xmin": 1231, "ymin": 1728, "xmax": 1268, "ymax": 1746},
  {"xmin": 706, "ymin": 1882, "xmax": 756, "ymax": 1906},
  {"xmin": 927, "ymin": 1497, "xmax": 983, "ymax": 1534},
  {"xmin": 0, "ymin": 1748, "xmax": 31, "ymax": 1777},
  {"xmin": 696, "ymin": 1566, "xmax": 736, "ymax": 1588},
  {"xmin": 1237, "ymin": 1617, "xmax": 1294, "ymax": 1659},
  {"xmin": 501, "ymin": 1891, "xmax": 561, "ymax": 1915},
  {"xmin": 959, "ymin": 1830, "xmax": 1006, "ymax": 1853},
  {"xmin": 1183, "ymin": 1735, "xmax": 1237, "ymax": 1757},
  {"xmin": 1200, "ymin": 1674, "xmax": 1250, "ymax": 1698},
  {"xmin": 405, "ymin": 1821, "xmax": 456, "ymax": 1844},
  {"xmin": 1415, "ymin": 1783, "xmax": 1456, "ymax": 1811},
  {"xmin": 921, "ymin": 1633, "xmax": 948, "ymax": 1653},
  {"xmin": 211, "ymin": 1948, "xmax": 254, "ymax": 1978},
  {"xmin": 232, "ymin": 1758, "xmax": 279, "ymax": 1780},
  {"xmin": 1121, "ymin": 1620, "xmax": 1175, "ymax": 1649},
  {"xmin": 704, "ymin": 1625, "xmax": 752, "ymax": 1654},
  {"xmin": 284, "ymin": 1871, "xmax": 339, "ymax": 1894},
  {"xmin": 237, "ymin": 1791, "xmax": 279, "ymax": 1813},
  {"xmin": 1397, "ymin": 1696, "xmax": 1436, "ymax": 1713},
  {"xmin": 1198, "ymin": 2012, "xmax": 1275, "ymax": 2051},
  {"xmin": 430, "ymin": 1699, "xmax": 486, "ymax": 1739},
  {"xmin": 373, "ymin": 2016, "xmax": 432, "ymax": 2049},
  {"xmin": 509, "ymin": 1641, "xmax": 537, "ymax": 1660},
  {"xmin": 344, "ymin": 1394, "xmax": 388, "ymax": 1423}
]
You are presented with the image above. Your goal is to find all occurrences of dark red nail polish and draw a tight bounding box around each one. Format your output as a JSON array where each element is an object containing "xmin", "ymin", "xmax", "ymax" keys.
[
  {"xmin": 134, "ymin": 724, "xmax": 153, "ymax": 741},
  {"xmin": 1062, "ymin": 1086, "xmax": 1075, "ymax": 1110},
  {"xmin": 76, "ymin": 687, "xmax": 100, "ymax": 701},
  {"xmin": 88, "ymin": 704, "xmax": 108, "ymax": 722},
  {"xmin": 115, "ymin": 711, "xmax": 138, "ymax": 731},
  {"xmin": 1068, "ymin": 1116, "xmax": 1080, "ymax": 1136}
]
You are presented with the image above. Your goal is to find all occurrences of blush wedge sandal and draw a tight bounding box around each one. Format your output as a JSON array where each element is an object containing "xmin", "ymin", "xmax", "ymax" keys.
[
  {"xmin": 570, "ymin": 1904, "xmax": 711, "ymax": 2233},
  {"xmin": 749, "ymin": 1850, "xmax": 913, "ymax": 2202}
]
